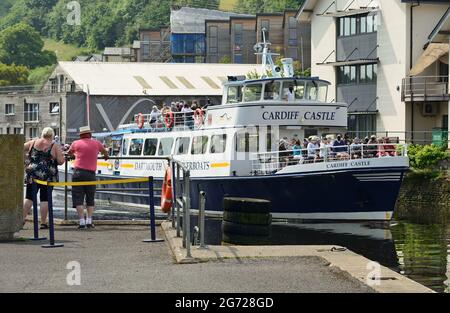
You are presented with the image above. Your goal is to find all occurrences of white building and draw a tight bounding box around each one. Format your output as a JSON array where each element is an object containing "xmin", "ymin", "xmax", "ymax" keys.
[{"xmin": 297, "ymin": 0, "xmax": 450, "ymax": 146}]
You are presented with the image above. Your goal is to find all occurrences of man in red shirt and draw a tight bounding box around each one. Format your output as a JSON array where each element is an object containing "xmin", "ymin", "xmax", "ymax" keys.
[{"xmin": 68, "ymin": 126, "xmax": 109, "ymax": 229}]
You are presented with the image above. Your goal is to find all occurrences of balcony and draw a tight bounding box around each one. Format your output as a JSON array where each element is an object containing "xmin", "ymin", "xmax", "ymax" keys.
[{"xmin": 401, "ymin": 76, "xmax": 449, "ymax": 102}]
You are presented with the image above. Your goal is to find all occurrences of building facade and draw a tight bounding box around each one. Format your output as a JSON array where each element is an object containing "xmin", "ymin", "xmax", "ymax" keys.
[
  {"xmin": 297, "ymin": 0, "xmax": 450, "ymax": 145},
  {"xmin": 0, "ymin": 62, "xmax": 260, "ymax": 142}
]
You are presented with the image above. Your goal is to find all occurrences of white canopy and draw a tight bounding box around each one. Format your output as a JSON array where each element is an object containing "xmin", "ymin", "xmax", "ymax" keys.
[
  {"xmin": 409, "ymin": 43, "xmax": 449, "ymax": 76},
  {"xmin": 57, "ymin": 61, "xmax": 261, "ymax": 96}
]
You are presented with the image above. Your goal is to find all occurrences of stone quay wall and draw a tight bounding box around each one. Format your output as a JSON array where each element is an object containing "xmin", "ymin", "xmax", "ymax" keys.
[{"xmin": 0, "ymin": 135, "xmax": 24, "ymax": 240}]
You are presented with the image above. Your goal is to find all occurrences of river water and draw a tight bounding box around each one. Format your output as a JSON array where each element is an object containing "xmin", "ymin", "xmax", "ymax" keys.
[{"xmin": 49, "ymin": 195, "xmax": 449, "ymax": 293}]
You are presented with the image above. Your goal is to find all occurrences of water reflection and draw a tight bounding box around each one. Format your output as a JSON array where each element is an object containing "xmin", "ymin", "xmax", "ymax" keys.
[{"xmin": 197, "ymin": 217, "xmax": 450, "ymax": 293}]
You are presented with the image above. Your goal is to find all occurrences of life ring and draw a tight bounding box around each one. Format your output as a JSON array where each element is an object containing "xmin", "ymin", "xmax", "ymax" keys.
[
  {"xmin": 136, "ymin": 113, "xmax": 145, "ymax": 129},
  {"xmin": 194, "ymin": 108, "xmax": 204, "ymax": 128},
  {"xmin": 160, "ymin": 166, "xmax": 172, "ymax": 213},
  {"xmin": 164, "ymin": 111, "xmax": 174, "ymax": 129}
]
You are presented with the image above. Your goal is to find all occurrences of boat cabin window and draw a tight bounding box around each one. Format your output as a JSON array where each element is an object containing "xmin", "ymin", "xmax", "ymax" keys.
[
  {"xmin": 210, "ymin": 134, "xmax": 227, "ymax": 154},
  {"xmin": 175, "ymin": 137, "xmax": 190, "ymax": 155},
  {"xmin": 191, "ymin": 136, "xmax": 209, "ymax": 155},
  {"xmin": 305, "ymin": 81, "xmax": 327, "ymax": 102},
  {"xmin": 263, "ymin": 81, "xmax": 281, "ymax": 100},
  {"xmin": 112, "ymin": 138, "xmax": 121, "ymax": 156},
  {"xmin": 235, "ymin": 130, "xmax": 259, "ymax": 153},
  {"xmin": 243, "ymin": 84, "xmax": 262, "ymax": 102},
  {"xmin": 158, "ymin": 138, "xmax": 174, "ymax": 156},
  {"xmin": 226, "ymin": 85, "xmax": 242, "ymax": 103},
  {"xmin": 143, "ymin": 138, "xmax": 158, "ymax": 156},
  {"xmin": 122, "ymin": 139, "xmax": 129, "ymax": 156},
  {"xmin": 129, "ymin": 138, "xmax": 144, "ymax": 156},
  {"xmin": 281, "ymin": 81, "xmax": 305, "ymax": 101}
]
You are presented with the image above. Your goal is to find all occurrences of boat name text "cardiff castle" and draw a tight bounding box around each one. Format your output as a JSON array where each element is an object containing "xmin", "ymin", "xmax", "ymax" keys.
[{"xmin": 262, "ymin": 111, "xmax": 336, "ymax": 121}]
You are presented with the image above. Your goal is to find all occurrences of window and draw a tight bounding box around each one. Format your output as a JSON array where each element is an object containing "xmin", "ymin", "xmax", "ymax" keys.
[
  {"xmin": 158, "ymin": 138, "xmax": 174, "ymax": 156},
  {"xmin": 305, "ymin": 81, "xmax": 328, "ymax": 102},
  {"xmin": 338, "ymin": 14, "xmax": 378, "ymax": 37},
  {"xmin": 209, "ymin": 26, "xmax": 218, "ymax": 54},
  {"xmin": 359, "ymin": 64, "xmax": 377, "ymax": 84},
  {"xmin": 24, "ymin": 103, "xmax": 39, "ymax": 122},
  {"xmin": 210, "ymin": 134, "xmax": 227, "ymax": 154},
  {"xmin": 5, "ymin": 103, "xmax": 14, "ymax": 115},
  {"xmin": 261, "ymin": 20, "xmax": 270, "ymax": 41},
  {"xmin": 51, "ymin": 79, "xmax": 57, "ymax": 93},
  {"xmin": 337, "ymin": 66, "xmax": 357, "ymax": 85},
  {"xmin": 191, "ymin": 136, "xmax": 209, "ymax": 154},
  {"xmin": 234, "ymin": 24, "xmax": 243, "ymax": 47},
  {"xmin": 243, "ymin": 84, "xmax": 262, "ymax": 102},
  {"xmin": 122, "ymin": 139, "xmax": 129, "ymax": 155},
  {"xmin": 227, "ymin": 86, "xmax": 243, "ymax": 103},
  {"xmin": 143, "ymin": 138, "xmax": 158, "ymax": 156},
  {"xmin": 174, "ymin": 137, "xmax": 190, "ymax": 155},
  {"xmin": 235, "ymin": 131, "xmax": 258, "ymax": 153},
  {"xmin": 53, "ymin": 128, "xmax": 60, "ymax": 137},
  {"xmin": 129, "ymin": 138, "xmax": 144, "ymax": 156},
  {"xmin": 14, "ymin": 128, "xmax": 22, "ymax": 135},
  {"xmin": 49, "ymin": 102, "xmax": 59, "ymax": 114},
  {"xmin": 281, "ymin": 81, "xmax": 306, "ymax": 100},
  {"xmin": 263, "ymin": 82, "xmax": 281, "ymax": 100},
  {"xmin": 348, "ymin": 114, "xmax": 377, "ymax": 138},
  {"xmin": 28, "ymin": 128, "xmax": 37, "ymax": 138}
]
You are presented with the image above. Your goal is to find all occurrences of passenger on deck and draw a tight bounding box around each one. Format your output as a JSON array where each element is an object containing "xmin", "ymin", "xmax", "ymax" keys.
[
  {"xmin": 149, "ymin": 106, "xmax": 160, "ymax": 127},
  {"xmin": 383, "ymin": 138, "xmax": 397, "ymax": 157},
  {"xmin": 181, "ymin": 103, "xmax": 194, "ymax": 129},
  {"xmin": 332, "ymin": 135, "xmax": 349, "ymax": 160},
  {"xmin": 319, "ymin": 137, "xmax": 331, "ymax": 161},
  {"xmin": 365, "ymin": 135, "xmax": 378, "ymax": 158},
  {"xmin": 350, "ymin": 137, "xmax": 362, "ymax": 159},
  {"xmin": 291, "ymin": 139, "xmax": 303, "ymax": 164},
  {"xmin": 307, "ymin": 136, "xmax": 320, "ymax": 163}
]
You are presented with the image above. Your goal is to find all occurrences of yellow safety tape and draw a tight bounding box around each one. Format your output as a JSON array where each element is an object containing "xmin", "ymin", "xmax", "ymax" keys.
[{"xmin": 34, "ymin": 177, "xmax": 150, "ymax": 187}]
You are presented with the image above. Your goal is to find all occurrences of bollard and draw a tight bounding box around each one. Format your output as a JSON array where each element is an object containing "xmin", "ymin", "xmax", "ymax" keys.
[
  {"xmin": 198, "ymin": 191, "xmax": 207, "ymax": 249},
  {"xmin": 176, "ymin": 163, "xmax": 181, "ymax": 238},
  {"xmin": 42, "ymin": 184, "xmax": 64, "ymax": 248},
  {"xmin": 64, "ymin": 156, "xmax": 68, "ymax": 221},
  {"xmin": 184, "ymin": 171, "xmax": 192, "ymax": 258},
  {"xmin": 170, "ymin": 160, "xmax": 176, "ymax": 228},
  {"xmin": 143, "ymin": 176, "xmax": 164, "ymax": 243},
  {"xmin": 29, "ymin": 182, "xmax": 47, "ymax": 241}
]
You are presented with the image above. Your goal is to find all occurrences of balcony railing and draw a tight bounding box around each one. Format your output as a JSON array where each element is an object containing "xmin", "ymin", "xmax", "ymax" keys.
[
  {"xmin": 0, "ymin": 83, "xmax": 84, "ymax": 95},
  {"xmin": 401, "ymin": 76, "xmax": 449, "ymax": 102}
]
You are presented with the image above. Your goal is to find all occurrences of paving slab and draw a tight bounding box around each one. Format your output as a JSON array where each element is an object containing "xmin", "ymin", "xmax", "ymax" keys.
[{"xmin": 0, "ymin": 223, "xmax": 385, "ymax": 293}]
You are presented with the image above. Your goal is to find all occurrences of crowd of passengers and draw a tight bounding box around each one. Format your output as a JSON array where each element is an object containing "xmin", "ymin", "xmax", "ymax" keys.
[
  {"xmin": 144, "ymin": 100, "xmax": 209, "ymax": 129},
  {"xmin": 278, "ymin": 134, "xmax": 398, "ymax": 166}
]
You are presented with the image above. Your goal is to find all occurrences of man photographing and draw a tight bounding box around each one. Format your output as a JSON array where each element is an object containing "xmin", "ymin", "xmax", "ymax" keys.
[{"xmin": 67, "ymin": 126, "xmax": 109, "ymax": 229}]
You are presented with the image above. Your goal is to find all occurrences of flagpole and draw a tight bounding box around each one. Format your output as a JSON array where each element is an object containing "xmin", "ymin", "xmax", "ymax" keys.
[{"xmin": 86, "ymin": 84, "xmax": 90, "ymax": 128}]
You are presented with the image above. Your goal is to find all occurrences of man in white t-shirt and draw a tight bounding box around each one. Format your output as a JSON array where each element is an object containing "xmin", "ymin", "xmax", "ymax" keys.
[{"xmin": 284, "ymin": 87, "xmax": 295, "ymax": 102}]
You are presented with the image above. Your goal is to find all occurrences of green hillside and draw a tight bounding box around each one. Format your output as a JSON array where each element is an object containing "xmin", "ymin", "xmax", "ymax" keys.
[
  {"xmin": 219, "ymin": 0, "xmax": 237, "ymax": 11},
  {"xmin": 43, "ymin": 38, "xmax": 92, "ymax": 61},
  {"xmin": 0, "ymin": 0, "xmax": 302, "ymax": 51}
]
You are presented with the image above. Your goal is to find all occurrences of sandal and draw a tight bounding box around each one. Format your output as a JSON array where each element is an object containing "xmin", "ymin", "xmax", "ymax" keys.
[{"xmin": 40, "ymin": 223, "xmax": 49, "ymax": 230}]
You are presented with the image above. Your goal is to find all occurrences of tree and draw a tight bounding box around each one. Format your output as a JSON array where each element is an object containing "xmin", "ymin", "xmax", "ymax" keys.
[
  {"xmin": 0, "ymin": 23, "xmax": 56, "ymax": 69},
  {"xmin": 0, "ymin": 63, "xmax": 29, "ymax": 86}
]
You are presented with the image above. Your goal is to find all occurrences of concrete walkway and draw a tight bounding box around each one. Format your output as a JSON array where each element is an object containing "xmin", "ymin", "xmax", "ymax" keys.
[{"xmin": 0, "ymin": 223, "xmax": 376, "ymax": 293}]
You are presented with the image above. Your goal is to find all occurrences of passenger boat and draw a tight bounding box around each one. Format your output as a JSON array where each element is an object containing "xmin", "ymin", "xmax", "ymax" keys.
[{"xmin": 62, "ymin": 35, "xmax": 409, "ymax": 221}]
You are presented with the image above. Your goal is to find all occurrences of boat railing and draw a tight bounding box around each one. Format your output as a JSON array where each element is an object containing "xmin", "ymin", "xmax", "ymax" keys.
[
  {"xmin": 129, "ymin": 109, "xmax": 206, "ymax": 132},
  {"xmin": 251, "ymin": 144, "xmax": 408, "ymax": 175}
]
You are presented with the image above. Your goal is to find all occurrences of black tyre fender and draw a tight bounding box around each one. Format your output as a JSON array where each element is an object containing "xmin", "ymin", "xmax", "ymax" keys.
[
  {"xmin": 223, "ymin": 197, "xmax": 271, "ymax": 214},
  {"xmin": 223, "ymin": 211, "xmax": 272, "ymax": 226},
  {"xmin": 222, "ymin": 220, "xmax": 270, "ymax": 236}
]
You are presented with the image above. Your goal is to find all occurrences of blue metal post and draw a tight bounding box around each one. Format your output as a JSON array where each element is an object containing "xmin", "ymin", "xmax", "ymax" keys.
[
  {"xmin": 143, "ymin": 176, "xmax": 163, "ymax": 243},
  {"xmin": 29, "ymin": 182, "xmax": 46, "ymax": 241},
  {"xmin": 42, "ymin": 184, "xmax": 64, "ymax": 248}
]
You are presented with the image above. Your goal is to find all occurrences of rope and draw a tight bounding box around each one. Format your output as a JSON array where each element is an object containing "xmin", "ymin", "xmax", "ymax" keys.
[{"xmin": 33, "ymin": 177, "xmax": 151, "ymax": 187}]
